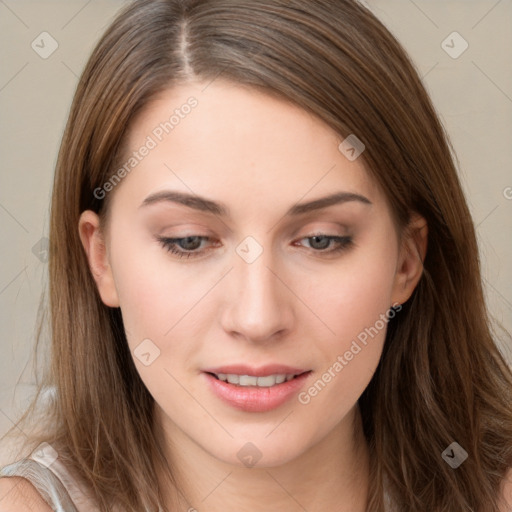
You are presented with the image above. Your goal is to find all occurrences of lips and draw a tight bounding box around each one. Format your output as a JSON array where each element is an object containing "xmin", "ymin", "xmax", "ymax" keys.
[{"xmin": 202, "ymin": 364, "xmax": 312, "ymax": 412}]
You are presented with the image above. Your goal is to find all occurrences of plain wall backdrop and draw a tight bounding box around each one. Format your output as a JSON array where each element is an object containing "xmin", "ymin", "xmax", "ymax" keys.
[{"xmin": 1, "ymin": 0, "xmax": 511, "ymax": 446}]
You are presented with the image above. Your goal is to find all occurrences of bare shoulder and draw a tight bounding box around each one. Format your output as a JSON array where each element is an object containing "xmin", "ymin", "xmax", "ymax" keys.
[
  {"xmin": 0, "ymin": 476, "xmax": 53, "ymax": 512},
  {"xmin": 499, "ymin": 468, "xmax": 512, "ymax": 512}
]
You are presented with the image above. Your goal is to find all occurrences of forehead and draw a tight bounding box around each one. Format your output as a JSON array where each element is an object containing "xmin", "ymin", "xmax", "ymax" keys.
[{"xmin": 116, "ymin": 80, "xmax": 382, "ymax": 216}]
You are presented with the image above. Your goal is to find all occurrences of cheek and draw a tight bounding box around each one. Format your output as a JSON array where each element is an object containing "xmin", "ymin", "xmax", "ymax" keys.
[
  {"xmin": 108, "ymin": 225, "xmax": 182, "ymax": 330},
  {"xmin": 294, "ymin": 237, "xmax": 397, "ymax": 409},
  {"xmin": 108, "ymin": 233, "xmax": 213, "ymax": 373},
  {"xmin": 111, "ymin": 256, "xmax": 167, "ymax": 341},
  {"xmin": 301, "ymin": 235, "xmax": 398, "ymax": 345}
]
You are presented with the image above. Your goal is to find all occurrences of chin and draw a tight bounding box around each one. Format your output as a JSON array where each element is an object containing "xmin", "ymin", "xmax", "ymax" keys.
[{"xmin": 206, "ymin": 433, "xmax": 312, "ymax": 470}]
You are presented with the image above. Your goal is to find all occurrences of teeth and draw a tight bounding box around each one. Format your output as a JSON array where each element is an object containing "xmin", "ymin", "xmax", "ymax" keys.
[
  {"xmin": 226, "ymin": 374, "xmax": 239, "ymax": 384},
  {"xmin": 239, "ymin": 375, "xmax": 258, "ymax": 386},
  {"xmin": 215, "ymin": 373, "xmax": 298, "ymax": 387}
]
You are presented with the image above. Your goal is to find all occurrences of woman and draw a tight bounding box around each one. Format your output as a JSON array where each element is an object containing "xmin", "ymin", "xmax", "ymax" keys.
[{"xmin": 1, "ymin": 0, "xmax": 511, "ymax": 510}]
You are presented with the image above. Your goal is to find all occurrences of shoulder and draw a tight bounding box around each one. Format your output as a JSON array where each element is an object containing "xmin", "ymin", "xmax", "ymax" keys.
[
  {"xmin": 0, "ymin": 476, "xmax": 53, "ymax": 512},
  {"xmin": 499, "ymin": 468, "xmax": 512, "ymax": 512}
]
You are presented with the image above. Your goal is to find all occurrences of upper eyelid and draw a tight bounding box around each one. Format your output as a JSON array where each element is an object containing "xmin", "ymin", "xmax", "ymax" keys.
[
  {"xmin": 150, "ymin": 210, "xmax": 354, "ymax": 238},
  {"xmin": 160, "ymin": 232, "xmax": 348, "ymax": 242},
  {"xmin": 157, "ymin": 222, "xmax": 351, "ymax": 238}
]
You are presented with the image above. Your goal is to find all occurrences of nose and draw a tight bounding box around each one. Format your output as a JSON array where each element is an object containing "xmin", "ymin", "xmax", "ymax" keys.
[{"xmin": 219, "ymin": 245, "xmax": 295, "ymax": 344}]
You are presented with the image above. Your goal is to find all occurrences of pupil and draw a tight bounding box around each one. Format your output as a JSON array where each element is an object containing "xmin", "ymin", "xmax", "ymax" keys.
[
  {"xmin": 180, "ymin": 236, "xmax": 202, "ymax": 250},
  {"xmin": 310, "ymin": 235, "xmax": 329, "ymax": 250}
]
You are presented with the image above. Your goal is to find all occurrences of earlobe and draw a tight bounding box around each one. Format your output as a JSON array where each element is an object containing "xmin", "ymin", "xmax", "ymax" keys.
[
  {"xmin": 78, "ymin": 210, "xmax": 120, "ymax": 308},
  {"xmin": 391, "ymin": 212, "xmax": 428, "ymax": 306}
]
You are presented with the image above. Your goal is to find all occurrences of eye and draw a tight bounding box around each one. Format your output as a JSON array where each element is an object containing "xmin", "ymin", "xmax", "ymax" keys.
[
  {"xmin": 156, "ymin": 233, "xmax": 353, "ymax": 260},
  {"xmin": 296, "ymin": 234, "xmax": 353, "ymax": 254},
  {"xmin": 157, "ymin": 236, "xmax": 215, "ymax": 259}
]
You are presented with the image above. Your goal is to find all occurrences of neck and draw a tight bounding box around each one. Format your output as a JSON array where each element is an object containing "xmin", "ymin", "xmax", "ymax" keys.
[{"xmin": 156, "ymin": 404, "xmax": 370, "ymax": 512}]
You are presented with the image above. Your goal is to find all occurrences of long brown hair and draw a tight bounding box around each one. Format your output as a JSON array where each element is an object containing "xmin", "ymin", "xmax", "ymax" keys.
[{"xmin": 3, "ymin": 0, "xmax": 512, "ymax": 510}]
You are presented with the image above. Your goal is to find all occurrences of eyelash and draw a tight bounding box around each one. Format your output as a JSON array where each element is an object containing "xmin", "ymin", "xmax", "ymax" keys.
[{"xmin": 156, "ymin": 234, "xmax": 353, "ymax": 259}]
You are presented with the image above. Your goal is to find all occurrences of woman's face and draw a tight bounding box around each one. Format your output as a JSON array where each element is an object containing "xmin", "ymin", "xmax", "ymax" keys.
[{"xmin": 80, "ymin": 80, "xmax": 425, "ymax": 469}]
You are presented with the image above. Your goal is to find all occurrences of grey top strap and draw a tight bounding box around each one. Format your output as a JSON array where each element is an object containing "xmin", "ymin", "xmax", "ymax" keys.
[
  {"xmin": 0, "ymin": 457, "xmax": 79, "ymax": 512},
  {"xmin": 0, "ymin": 441, "xmax": 101, "ymax": 511}
]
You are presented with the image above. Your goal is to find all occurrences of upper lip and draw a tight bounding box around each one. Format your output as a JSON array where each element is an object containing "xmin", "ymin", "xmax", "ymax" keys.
[{"xmin": 203, "ymin": 365, "xmax": 310, "ymax": 377}]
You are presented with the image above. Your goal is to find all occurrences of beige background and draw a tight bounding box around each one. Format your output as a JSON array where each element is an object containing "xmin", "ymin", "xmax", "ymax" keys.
[{"xmin": 1, "ymin": 0, "xmax": 511, "ymax": 444}]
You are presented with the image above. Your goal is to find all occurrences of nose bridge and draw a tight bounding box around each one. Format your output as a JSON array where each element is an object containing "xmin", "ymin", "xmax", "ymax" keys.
[
  {"xmin": 239, "ymin": 251, "xmax": 276, "ymax": 303},
  {"xmin": 221, "ymin": 238, "xmax": 293, "ymax": 341}
]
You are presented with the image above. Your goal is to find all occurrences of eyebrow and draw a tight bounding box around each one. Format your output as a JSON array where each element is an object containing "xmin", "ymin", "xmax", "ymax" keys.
[{"xmin": 140, "ymin": 190, "xmax": 372, "ymax": 217}]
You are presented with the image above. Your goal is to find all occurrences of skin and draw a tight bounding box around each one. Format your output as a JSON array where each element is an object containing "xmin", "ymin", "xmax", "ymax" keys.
[{"xmin": 78, "ymin": 80, "xmax": 428, "ymax": 512}]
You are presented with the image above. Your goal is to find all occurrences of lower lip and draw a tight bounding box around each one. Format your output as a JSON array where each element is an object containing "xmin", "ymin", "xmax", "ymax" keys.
[{"xmin": 203, "ymin": 372, "xmax": 311, "ymax": 412}]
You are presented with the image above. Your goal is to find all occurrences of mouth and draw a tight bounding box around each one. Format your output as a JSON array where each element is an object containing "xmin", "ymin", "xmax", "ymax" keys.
[{"xmin": 202, "ymin": 366, "xmax": 312, "ymax": 412}]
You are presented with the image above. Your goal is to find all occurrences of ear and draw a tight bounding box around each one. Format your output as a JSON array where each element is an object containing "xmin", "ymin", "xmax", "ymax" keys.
[
  {"xmin": 391, "ymin": 212, "xmax": 428, "ymax": 306},
  {"xmin": 78, "ymin": 210, "xmax": 120, "ymax": 308}
]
